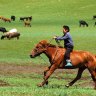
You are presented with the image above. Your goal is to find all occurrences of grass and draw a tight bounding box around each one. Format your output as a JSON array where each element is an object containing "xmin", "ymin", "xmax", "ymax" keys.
[
  {"xmin": 0, "ymin": 0, "xmax": 96, "ymax": 96},
  {"xmin": 0, "ymin": 26, "xmax": 96, "ymax": 65},
  {"xmin": 0, "ymin": 71, "xmax": 95, "ymax": 96},
  {"xmin": 0, "ymin": 75, "xmax": 96, "ymax": 96}
]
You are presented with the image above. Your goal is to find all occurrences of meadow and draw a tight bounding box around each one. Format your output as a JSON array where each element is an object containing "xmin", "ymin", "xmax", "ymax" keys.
[{"xmin": 0, "ymin": 0, "xmax": 96, "ymax": 96}]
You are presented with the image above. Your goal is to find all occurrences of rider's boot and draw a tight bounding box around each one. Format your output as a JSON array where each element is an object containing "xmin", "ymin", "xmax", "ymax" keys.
[{"xmin": 65, "ymin": 59, "xmax": 72, "ymax": 67}]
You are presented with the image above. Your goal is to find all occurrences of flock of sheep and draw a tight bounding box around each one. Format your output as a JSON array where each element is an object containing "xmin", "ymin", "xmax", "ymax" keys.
[
  {"xmin": 0, "ymin": 15, "xmax": 96, "ymax": 40},
  {"xmin": 79, "ymin": 15, "xmax": 96, "ymax": 27},
  {"xmin": 0, "ymin": 16, "xmax": 32, "ymax": 40},
  {"xmin": 0, "ymin": 28, "xmax": 20, "ymax": 40}
]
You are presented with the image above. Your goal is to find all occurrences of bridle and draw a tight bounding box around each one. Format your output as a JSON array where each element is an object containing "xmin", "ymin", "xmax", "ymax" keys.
[
  {"xmin": 33, "ymin": 39, "xmax": 61, "ymax": 64},
  {"xmin": 33, "ymin": 38, "xmax": 54, "ymax": 54}
]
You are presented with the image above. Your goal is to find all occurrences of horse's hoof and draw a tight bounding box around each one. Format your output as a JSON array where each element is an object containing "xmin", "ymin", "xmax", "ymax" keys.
[
  {"xmin": 46, "ymin": 81, "xmax": 48, "ymax": 85},
  {"xmin": 37, "ymin": 83, "xmax": 43, "ymax": 87},
  {"xmin": 65, "ymin": 84, "xmax": 69, "ymax": 88},
  {"xmin": 94, "ymin": 87, "xmax": 96, "ymax": 90}
]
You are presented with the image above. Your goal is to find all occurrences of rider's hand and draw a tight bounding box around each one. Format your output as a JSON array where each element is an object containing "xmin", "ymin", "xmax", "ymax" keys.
[{"xmin": 53, "ymin": 36, "xmax": 57, "ymax": 39}]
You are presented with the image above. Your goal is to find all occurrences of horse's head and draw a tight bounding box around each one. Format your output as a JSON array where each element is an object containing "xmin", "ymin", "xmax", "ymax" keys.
[{"xmin": 30, "ymin": 40, "xmax": 49, "ymax": 58}]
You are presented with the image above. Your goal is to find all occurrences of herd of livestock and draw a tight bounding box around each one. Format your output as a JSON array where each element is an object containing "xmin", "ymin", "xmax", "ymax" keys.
[
  {"xmin": 0, "ymin": 15, "xmax": 32, "ymax": 22},
  {"xmin": 0, "ymin": 16, "xmax": 32, "ymax": 40},
  {"xmin": 0, "ymin": 15, "xmax": 96, "ymax": 40},
  {"xmin": 0, "ymin": 15, "xmax": 32, "ymax": 26},
  {"xmin": 79, "ymin": 15, "xmax": 96, "ymax": 27},
  {"xmin": 0, "ymin": 28, "xmax": 20, "ymax": 40}
]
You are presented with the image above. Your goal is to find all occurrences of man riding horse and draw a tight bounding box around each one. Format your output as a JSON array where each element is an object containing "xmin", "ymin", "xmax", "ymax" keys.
[
  {"xmin": 30, "ymin": 39, "xmax": 96, "ymax": 89},
  {"xmin": 30, "ymin": 25, "xmax": 96, "ymax": 89}
]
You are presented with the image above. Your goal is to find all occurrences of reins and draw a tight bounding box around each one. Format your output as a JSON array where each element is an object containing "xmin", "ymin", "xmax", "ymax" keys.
[
  {"xmin": 39, "ymin": 55, "xmax": 48, "ymax": 64},
  {"xmin": 51, "ymin": 39, "xmax": 61, "ymax": 64},
  {"xmin": 39, "ymin": 38, "xmax": 61, "ymax": 64},
  {"xmin": 51, "ymin": 46, "xmax": 59, "ymax": 64},
  {"xmin": 38, "ymin": 38, "xmax": 54, "ymax": 64}
]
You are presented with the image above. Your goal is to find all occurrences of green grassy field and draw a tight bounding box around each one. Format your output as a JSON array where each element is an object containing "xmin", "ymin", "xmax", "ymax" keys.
[{"xmin": 0, "ymin": 0, "xmax": 96, "ymax": 96}]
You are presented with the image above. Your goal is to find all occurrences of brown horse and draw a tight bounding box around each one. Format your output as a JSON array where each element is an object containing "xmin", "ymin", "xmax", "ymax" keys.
[{"xmin": 30, "ymin": 40, "xmax": 96, "ymax": 89}]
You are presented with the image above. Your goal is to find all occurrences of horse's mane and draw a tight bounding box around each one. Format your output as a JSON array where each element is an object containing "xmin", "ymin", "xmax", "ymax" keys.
[
  {"xmin": 39, "ymin": 40, "xmax": 63, "ymax": 48},
  {"xmin": 48, "ymin": 43, "xmax": 63, "ymax": 48}
]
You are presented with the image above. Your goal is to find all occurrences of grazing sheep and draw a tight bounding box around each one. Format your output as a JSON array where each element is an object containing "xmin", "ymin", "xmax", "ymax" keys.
[
  {"xmin": 0, "ymin": 27, "xmax": 7, "ymax": 33},
  {"xmin": 1, "ymin": 29, "xmax": 20, "ymax": 40},
  {"xmin": 20, "ymin": 16, "xmax": 32, "ymax": 21},
  {"xmin": 93, "ymin": 15, "xmax": 96, "ymax": 20},
  {"xmin": 79, "ymin": 20, "xmax": 88, "ymax": 27},
  {"xmin": 2, "ymin": 17, "xmax": 11, "ymax": 22},
  {"xmin": 9, "ymin": 28, "xmax": 17, "ymax": 33},
  {"xmin": 1, "ymin": 32, "xmax": 20, "ymax": 40},
  {"xmin": 11, "ymin": 15, "xmax": 16, "ymax": 21},
  {"xmin": 24, "ymin": 20, "xmax": 31, "ymax": 27},
  {"xmin": 0, "ymin": 16, "xmax": 3, "ymax": 19}
]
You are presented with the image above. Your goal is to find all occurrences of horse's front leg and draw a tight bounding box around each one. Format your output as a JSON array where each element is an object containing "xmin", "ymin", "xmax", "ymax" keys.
[
  {"xmin": 44, "ymin": 66, "xmax": 51, "ymax": 85},
  {"xmin": 37, "ymin": 64, "xmax": 57, "ymax": 87}
]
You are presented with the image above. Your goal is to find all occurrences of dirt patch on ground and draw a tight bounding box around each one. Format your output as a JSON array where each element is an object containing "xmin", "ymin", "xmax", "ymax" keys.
[
  {"xmin": 0, "ymin": 63, "xmax": 91, "ymax": 79},
  {"xmin": 0, "ymin": 63, "xmax": 94, "ymax": 88},
  {"xmin": 0, "ymin": 63, "xmax": 78, "ymax": 75},
  {"xmin": 0, "ymin": 63, "xmax": 45, "ymax": 75}
]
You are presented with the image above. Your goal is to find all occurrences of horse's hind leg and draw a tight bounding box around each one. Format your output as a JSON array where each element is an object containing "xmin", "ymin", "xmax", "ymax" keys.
[
  {"xmin": 88, "ymin": 69, "xmax": 96, "ymax": 89},
  {"xmin": 65, "ymin": 67, "xmax": 86, "ymax": 88}
]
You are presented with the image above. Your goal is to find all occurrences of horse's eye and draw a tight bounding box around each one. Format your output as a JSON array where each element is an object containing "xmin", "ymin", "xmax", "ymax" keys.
[
  {"xmin": 34, "ymin": 48, "xmax": 38, "ymax": 52},
  {"xmin": 36, "ymin": 46, "xmax": 39, "ymax": 49}
]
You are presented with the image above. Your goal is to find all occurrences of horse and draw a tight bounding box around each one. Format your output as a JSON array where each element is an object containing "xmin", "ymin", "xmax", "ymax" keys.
[
  {"xmin": 30, "ymin": 40, "xmax": 96, "ymax": 89},
  {"xmin": 79, "ymin": 20, "xmax": 88, "ymax": 27}
]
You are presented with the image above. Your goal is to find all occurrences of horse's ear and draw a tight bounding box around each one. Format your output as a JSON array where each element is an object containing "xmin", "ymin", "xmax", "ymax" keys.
[{"xmin": 40, "ymin": 40, "xmax": 48, "ymax": 45}]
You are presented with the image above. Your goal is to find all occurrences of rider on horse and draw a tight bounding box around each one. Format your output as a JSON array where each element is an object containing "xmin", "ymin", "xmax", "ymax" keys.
[{"xmin": 53, "ymin": 25, "xmax": 74, "ymax": 67}]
